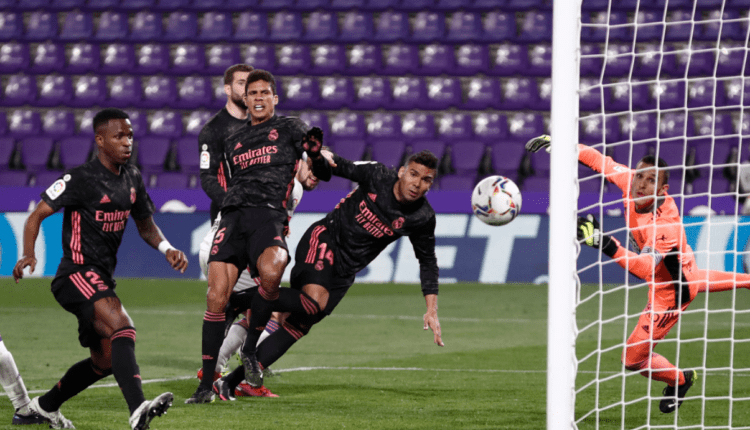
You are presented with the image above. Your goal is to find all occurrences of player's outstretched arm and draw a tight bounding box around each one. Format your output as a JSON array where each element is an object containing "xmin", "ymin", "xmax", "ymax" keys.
[
  {"xmin": 12, "ymin": 201, "xmax": 56, "ymax": 283},
  {"xmin": 423, "ymin": 294, "xmax": 444, "ymax": 347},
  {"xmin": 134, "ymin": 216, "xmax": 188, "ymax": 273},
  {"xmin": 577, "ymin": 214, "xmax": 620, "ymax": 258},
  {"xmin": 525, "ymin": 135, "xmax": 551, "ymax": 153}
]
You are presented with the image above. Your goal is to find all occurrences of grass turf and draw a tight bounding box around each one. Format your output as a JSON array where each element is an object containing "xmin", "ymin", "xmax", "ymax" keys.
[{"xmin": 0, "ymin": 279, "xmax": 748, "ymax": 429}]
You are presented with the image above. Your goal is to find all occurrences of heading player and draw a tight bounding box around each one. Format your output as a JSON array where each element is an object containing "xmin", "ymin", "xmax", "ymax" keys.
[
  {"xmin": 12, "ymin": 108, "xmax": 189, "ymax": 429},
  {"xmin": 527, "ymin": 135, "xmax": 750, "ymax": 413},
  {"xmin": 213, "ymin": 149, "xmax": 444, "ymax": 399}
]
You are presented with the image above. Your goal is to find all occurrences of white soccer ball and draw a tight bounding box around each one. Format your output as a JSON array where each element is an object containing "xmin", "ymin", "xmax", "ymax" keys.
[{"xmin": 471, "ymin": 175, "xmax": 522, "ymax": 226}]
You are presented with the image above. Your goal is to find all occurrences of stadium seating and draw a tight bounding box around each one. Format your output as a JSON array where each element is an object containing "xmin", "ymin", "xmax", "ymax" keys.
[
  {"xmin": 59, "ymin": 137, "xmax": 92, "ymax": 169},
  {"xmin": 26, "ymin": 11, "xmax": 59, "ymax": 42},
  {"xmin": 490, "ymin": 44, "xmax": 528, "ymax": 76},
  {"xmin": 94, "ymin": 10, "xmax": 129, "ymax": 42},
  {"xmin": 347, "ymin": 44, "xmax": 382, "ymax": 75},
  {"xmin": 419, "ymin": 44, "xmax": 455, "ymax": 76},
  {"xmin": 391, "ymin": 77, "xmax": 426, "ymax": 110},
  {"xmin": 330, "ymin": 112, "xmax": 366, "ymax": 140},
  {"xmin": 367, "ymin": 112, "xmax": 402, "ymax": 141},
  {"xmin": 0, "ymin": 43, "xmax": 29, "ymax": 74},
  {"xmin": 42, "ymin": 110, "xmax": 76, "ymax": 138},
  {"xmin": 2, "ymin": 75, "xmax": 36, "ymax": 107},
  {"xmin": 149, "ymin": 110, "xmax": 183, "ymax": 138},
  {"xmin": 371, "ymin": 140, "xmax": 406, "ymax": 169},
  {"xmin": 173, "ymin": 44, "xmax": 206, "ymax": 74},
  {"xmin": 310, "ymin": 44, "xmax": 347, "ymax": 76},
  {"xmin": 0, "ymin": 138, "xmax": 16, "ymax": 169},
  {"xmin": 101, "ymin": 44, "xmax": 136, "ymax": 74},
  {"xmin": 72, "ymin": 74, "xmax": 108, "ymax": 109},
  {"xmin": 177, "ymin": 76, "xmax": 212, "ymax": 109},
  {"xmin": 352, "ymin": 77, "xmax": 391, "ymax": 110},
  {"xmin": 305, "ymin": 11, "xmax": 338, "ymax": 43},
  {"xmin": 130, "ymin": 10, "xmax": 163, "ymax": 42},
  {"xmin": 0, "ymin": 11, "xmax": 23, "ymax": 41},
  {"xmin": 373, "ymin": 11, "xmax": 410, "ymax": 43}
]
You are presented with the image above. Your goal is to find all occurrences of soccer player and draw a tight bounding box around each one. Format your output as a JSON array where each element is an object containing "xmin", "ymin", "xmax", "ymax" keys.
[
  {"xmin": 526, "ymin": 135, "xmax": 750, "ymax": 413},
  {"xmin": 212, "ymin": 149, "xmax": 444, "ymax": 400},
  {"xmin": 187, "ymin": 69, "xmax": 326, "ymax": 403},
  {"xmin": 12, "ymin": 108, "xmax": 189, "ymax": 429},
  {"xmin": 0, "ymin": 333, "xmax": 46, "ymax": 425}
]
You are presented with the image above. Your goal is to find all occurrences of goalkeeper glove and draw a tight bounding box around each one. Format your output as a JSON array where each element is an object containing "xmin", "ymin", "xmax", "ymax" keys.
[
  {"xmin": 302, "ymin": 127, "xmax": 324, "ymax": 159},
  {"xmin": 577, "ymin": 214, "xmax": 620, "ymax": 258},
  {"xmin": 525, "ymin": 135, "xmax": 551, "ymax": 153}
]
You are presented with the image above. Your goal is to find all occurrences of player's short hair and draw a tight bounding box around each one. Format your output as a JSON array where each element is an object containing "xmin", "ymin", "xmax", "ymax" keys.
[
  {"xmin": 405, "ymin": 150, "xmax": 439, "ymax": 173},
  {"xmin": 92, "ymin": 108, "xmax": 129, "ymax": 135},
  {"xmin": 223, "ymin": 64, "xmax": 253, "ymax": 86},
  {"xmin": 638, "ymin": 154, "xmax": 670, "ymax": 187},
  {"xmin": 245, "ymin": 69, "xmax": 277, "ymax": 95}
]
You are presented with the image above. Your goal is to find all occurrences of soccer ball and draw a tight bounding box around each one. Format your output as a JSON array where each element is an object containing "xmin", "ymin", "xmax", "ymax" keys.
[{"xmin": 471, "ymin": 175, "xmax": 522, "ymax": 226}]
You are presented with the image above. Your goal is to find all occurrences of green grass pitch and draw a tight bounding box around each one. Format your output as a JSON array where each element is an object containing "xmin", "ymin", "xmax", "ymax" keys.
[{"xmin": 0, "ymin": 278, "xmax": 748, "ymax": 429}]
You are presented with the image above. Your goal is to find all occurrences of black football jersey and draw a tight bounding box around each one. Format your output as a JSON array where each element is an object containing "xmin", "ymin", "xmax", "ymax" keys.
[
  {"xmin": 198, "ymin": 108, "xmax": 247, "ymax": 223},
  {"xmin": 221, "ymin": 115, "xmax": 309, "ymax": 213},
  {"xmin": 40, "ymin": 158, "xmax": 155, "ymax": 277},
  {"xmin": 315, "ymin": 155, "xmax": 439, "ymax": 295}
]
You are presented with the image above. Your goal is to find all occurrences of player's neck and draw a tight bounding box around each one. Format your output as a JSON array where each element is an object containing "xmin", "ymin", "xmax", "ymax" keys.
[
  {"xmin": 98, "ymin": 154, "xmax": 122, "ymax": 175},
  {"xmin": 250, "ymin": 113, "xmax": 274, "ymax": 126},
  {"xmin": 225, "ymin": 102, "xmax": 248, "ymax": 120}
]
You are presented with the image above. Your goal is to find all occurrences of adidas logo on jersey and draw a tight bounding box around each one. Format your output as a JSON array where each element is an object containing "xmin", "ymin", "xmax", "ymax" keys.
[
  {"xmin": 234, "ymin": 142, "xmax": 242, "ymax": 150},
  {"xmin": 100, "ymin": 194, "xmax": 111, "ymax": 204}
]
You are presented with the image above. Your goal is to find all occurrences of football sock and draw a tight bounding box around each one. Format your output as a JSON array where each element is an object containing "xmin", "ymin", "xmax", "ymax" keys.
[
  {"xmin": 257, "ymin": 319, "xmax": 280, "ymax": 346},
  {"xmin": 111, "ymin": 327, "xmax": 145, "ymax": 415},
  {"xmin": 38, "ymin": 358, "xmax": 109, "ymax": 412},
  {"xmin": 223, "ymin": 366, "xmax": 246, "ymax": 392},
  {"xmin": 216, "ymin": 322, "xmax": 248, "ymax": 373},
  {"xmin": 243, "ymin": 287, "xmax": 277, "ymax": 357},
  {"xmin": 256, "ymin": 323, "xmax": 302, "ymax": 369},
  {"xmin": 201, "ymin": 312, "xmax": 226, "ymax": 388},
  {"xmin": 0, "ymin": 340, "xmax": 31, "ymax": 410}
]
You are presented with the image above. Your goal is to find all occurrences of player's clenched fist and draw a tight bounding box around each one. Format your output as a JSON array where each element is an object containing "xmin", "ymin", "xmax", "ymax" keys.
[
  {"xmin": 12, "ymin": 255, "xmax": 37, "ymax": 283},
  {"xmin": 525, "ymin": 135, "xmax": 551, "ymax": 153},
  {"xmin": 165, "ymin": 248, "xmax": 188, "ymax": 274},
  {"xmin": 302, "ymin": 127, "xmax": 324, "ymax": 158}
]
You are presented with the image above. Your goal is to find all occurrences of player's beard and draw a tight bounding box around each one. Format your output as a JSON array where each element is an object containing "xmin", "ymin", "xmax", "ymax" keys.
[{"xmin": 230, "ymin": 93, "xmax": 247, "ymax": 111}]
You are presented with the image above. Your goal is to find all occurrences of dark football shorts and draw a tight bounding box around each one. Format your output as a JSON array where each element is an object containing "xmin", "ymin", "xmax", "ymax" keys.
[
  {"xmin": 51, "ymin": 266, "xmax": 118, "ymax": 348},
  {"xmin": 289, "ymin": 220, "xmax": 355, "ymax": 315},
  {"xmin": 208, "ymin": 207, "xmax": 289, "ymax": 273}
]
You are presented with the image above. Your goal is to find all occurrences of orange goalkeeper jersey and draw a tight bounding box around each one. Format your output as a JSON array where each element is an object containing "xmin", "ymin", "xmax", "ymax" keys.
[{"xmin": 578, "ymin": 144, "xmax": 695, "ymax": 307}]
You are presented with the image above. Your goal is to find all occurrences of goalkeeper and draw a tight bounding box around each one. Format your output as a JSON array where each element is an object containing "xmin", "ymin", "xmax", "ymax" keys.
[{"xmin": 527, "ymin": 135, "xmax": 750, "ymax": 414}]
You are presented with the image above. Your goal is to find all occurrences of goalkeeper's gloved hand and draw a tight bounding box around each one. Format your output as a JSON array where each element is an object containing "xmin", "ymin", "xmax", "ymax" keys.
[
  {"xmin": 302, "ymin": 127, "xmax": 324, "ymax": 159},
  {"xmin": 577, "ymin": 214, "xmax": 620, "ymax": 258},
  {"xmin": 525, "ymin": 135, "xmax": 551, "ymax": 153}
]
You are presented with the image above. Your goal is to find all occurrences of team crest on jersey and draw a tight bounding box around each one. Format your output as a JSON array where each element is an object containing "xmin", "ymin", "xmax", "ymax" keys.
[
  {"xmin": 392, "ymin": 217, "xmax": 404, "ymax": 229},
  {"xmin": 130, "ymin": 187, "xmax": 136, "ymax": 204},
  {"xmin": 268, "ymin": 129, "xmax": 279, "ymax": 141},
  {"xmin": 45, "ymin": 179, "xmax": 66, "ymax": 200},
  {"xmin": 200, "ymin": 151, "xmax": 210, "ymax": 169},
  {"xmin": 314, "ymin": 261, "xmax": 324, "ymax": 271}
]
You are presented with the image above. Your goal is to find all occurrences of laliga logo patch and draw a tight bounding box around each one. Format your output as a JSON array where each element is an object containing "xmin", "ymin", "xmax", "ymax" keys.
[
  {"xmin": 130, "ymin": 187, "xmax": 136, "ymax": 204},
  {"xmin": 200, "ymin": 151, "xmax": 210, "ymax": 169},
  {"xmin": 392, "ymin": 217, "xmax": 404, "ymax": 229},
  {"xmin": 268, "ymin": 129, "xmax": 279, "ymax": 141},
  {"xmin": 45, "ymin": 179, "xmax": 66, "ymax": 200}
]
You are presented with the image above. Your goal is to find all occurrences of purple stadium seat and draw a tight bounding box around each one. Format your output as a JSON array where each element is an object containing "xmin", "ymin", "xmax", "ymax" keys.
[
  {"xmin": 269, "ymin": 12, "xmax": 303, "ymax": 42},
  {"xmin": 580, "ymin": 115, "xmax": 620, "ymax": 144},
  {"xmin": 580, "ymin": 44, "xmax": 603, "ymax": 77},
  {"xmin": 464, "ymin": 77, "xmax": 501, "ymax": 110},
  {"xmin": 12, "ymin": 0, "xmax": 48, "ymax": 9},
  {"xmin": 155, "ymin": 172, "xmax": 189, "ymax": 189},
  {"xmin": 153, "ymin": 0, "xmax": 190, "ymax": 10},
  {"xmin": 282, "ymin": 77, "xmax": 319, "ymax": 109},
  {"xmin": 474, "ymin": 113, "xmax": 508, "ymax": 143},
  {"xmin": 94, "ymin": 10, "xmax": 128, "ymax": 42},
  {"xmin": 409, "ymin": 140, "xmax": 445, "ymax": 160},
  {"xmin": 255, "ymin": 0, "xmax": 293, "ymax": 9},
  {"xmin": 109, "ymin": 76, "xmax": 142, "ymax": 108},
  {"xmin": 720, "ymin": 77, "xmax": 750, "ymax": 108},
  {"xmin": 125, "ymin": 110, "xmax": 148, "ymax": 136},
  {"xmin": 329, "ymin": 0, "xmax": 364, "ymax": 10},
  {"xmin": 527, "ymin": 44, "xmax": 552, "ymax": 76},
  {"xmin": 506, "ymin": 0, "xmax": 545, "ymax": 9},
  {"xmin": 129, "ymin": 11, "xmax": 162, "ymax": 43},
  {"xmin": 602, "ymin": 44, "xmax": 633, "ymax": 77},
  {"xmin": 507, "ymin": 113, "xmax": 545, "ymax": 143},
  {"xmin": 435, "ymin": 0, "xmax": 471, "ymax": 9},
  {"xmin": 0, "ymin": 137, "xmax": 15, "ymax": 168},
  {"xmin": 578, "ymin": 78, "xmax": 607, "ymax": 112},
  {"xmin": 206, "ymin": 45, "xmax": 240, "ymax": 75},
  {"xmin": 25, "ymin": 11, "xmax": 58, "ymax": 42},
  {"xmin": 665, "ymin": 10, "xmax": 693, "ymax": 42},
  {"xmin": 481, "ymin": 11, "xmax": 515, "ymax": 43},
  {"xmin": 373, "ymin": 11, "xmax": 409, "ymax": 43},
  {"xmin": 77, "ymin": 110, "xmax": 96, "ymax": 136},
  {"xmin": 367, "ymin": 112, "xmax": 402, "ymax": 141},
  {"xmin": 141, "ymin": 76, "xmax": 177, "ymax": 109},
  {"xmin": 319, "ymin": 77, "xmax": 354, "ymax": 109},
  {"xmin": 582, "ymin": 11, "xmax": 630, "ymax": 43},
  {"xmin": 330, "ymin": 113, "xmax": 366, "ymax": 140},
  {"xmin": 60, "ymin": 11, "xmax": 93, "ymax": 41},
  {"xmin": 521, "ymin": 177, "xmax": 549, "ymax": 193},
  {"xmin": 59, "ymin": 137, "xmax": 92, "ymax": 169},
  {"xmin": 234, "ymin": 12, "xmax": 267, "ymax": 42},
  {"xmin": 418, "ymin": 44, "xmax": 455, "ymax": 76},
  {"xmin": 695, "ymin": 112, "xmax": 734, "ymax": 138},
  {"xmin": 471, "ymin": 0, "xmax": 506, "ymax": 9},
  {"xmin": 137, "ymin": 136, "xmax": 170, "ymax": 178},
  {"xmin": 632, "ymin": 11, "xmax": 664, "ymax": 44},
  {"xmin": 316, "ymin": 176, "xmax": 352, "ymax": 191},
  {"xmin": 241, "ymin": 45, "xmax": 275, "ymax": 71},
  {"xmin": 101, "ymin": 44, "xmax": 136, "ymax": 74},
  {"xmin": 186, "ymin": 0, "xmax": 229, "ymax": 10},
  {"xmin": 29, "ymin": 43, "xmax": 63, "ymax": 75},
  {"xmin": 42, "ymin": 110, "xmax": 75, "ymax": 138},
  {"xmin": 363, "ymin": 0, "xmax": 398, "ymax": 9},
  {"xmin": 438, "ymin": 113, "xmax": 473, "ymax": 141},
  {"xmin": 35, "ymin": 76, "xmax": 72, "ymax": 107},
  {"xmin": 383, "ymin": 45, "xmax": 419, "ymax": 75},
  {"xmin": 455, "ymin": 44, "xmax": 489, "ymax": 76},
  {"xmin": 339, "ymin": 11, "xmax": 374, "ymax": 43},
  {"xmin": 446, "ymin": 11, "xmax": 482, "ymax": 42},
  {"xmin": 401, "ymin": 113, "xmax": 435, "ymax": 141},
  {"xmin": 502, "ymin": 78, "xmax": 538, "ymax": 110},
  {"xmin": 117, "ymin": 0, "xmax": 157, "ymax": 10},
  {"xmin": 176, "ymin": 76, "xmax": 211, "ymax": 109},
  {"xmin": 299, "ymin": 112, "xmax": 330, "ymax": 138},
  {"xmin": 635, "ymin": 44, "xmax": 673, "ymax": 78},
  {"xmin": 451, "ymin": 141, "xmax": 485, "ymax": 175},
  {"xmin": 518, "ymin": 11, "xmax": 551, "ymax": 42},
  {"xmin": 347, "ymin": 44, "xmax": 382, "ymax": 75},
  {"xmin": 164, "ymin": 11, "xmax": 198, "ymax": 42},
  {"xmin": 621, "ymin": 112, "xmax": 658, "ymax": 142},
  {"xmin": 422, "ymin": 78, "xmax": 461, "ymax": 110},
  {"xmin": 84, "ymin": 0, "xmax": 119, "ymax": 9},
  {"xmin": 604, "ymin": 80, "xmax": 649, "ymax": 112},
  {"xmin": 330, "ymin": 139, "xmax": 366, "ymax": 162},
  {"xmin": 197, "ymin": 12, "xmax": 232, "ymax": 42},
  {"xmin": 172, "ymin": 44, "xmax": 206, "ymax": 74},
  {"xmin": 149, "ymin": 111, "xmax": 183, "ymax": 138},
  {"xmin": 650, "ymin": 80, "xmax": 685, "ymax": 110},
  {"xmin": 687, "ymin": 79, "xmax": 720, "ymax": 108},
  {"xmin": 0, "ymin": 11, "xmax": 23, "ymax": 41},
  {"xmin": 211, "ymin": 79, "xmax": 227, "ymax": 109},
  {"xmin": 310, "ymin": 45, "xmax": 347, "ymax": 76},
  {"xmin": 70, "ymin": 75, "xmax": 106, "ymax": 108},
  {"xmin": 0, "ymin": 43, "xmax": 29, "ymax": 74},
  {"xmin": 0, "ymin": 170, "xmax": 28, "ymax": 187},
  {"xmin": 135, "ymin": 44, "xmax": 170, "ymax": 75},
  {"xmin": 534, "ymin": 77, "xmax": 552, "ymax": 110},
  {"xmin": 371, "ymin": 140, "xmax": 406, "ymax": 168},
  {"xmin": 67, "ymin": 43, "xmax": 100, "ymax": 74},
  {"xmin": 20, "ymin": 137, "xmax": 54, "ymax": 174},
  {"xmin": 276, "ymin": 45, "xmax": 310, "ymax": 75},
  {"xmin": 490, "ymin": 44, "xmax": 527, "ymax": 76},
  {"xmin": 652, "ymin": 141, "xmax": 687, "ymax": 168},
  {"xmin": 412, "ymin": 11, "xmax": 445, "ymax": 43},
  {"xmin": 675, "ymin": 46, "xmax": 715, "ymax": 78},
  {"xmin": 184, "ymin": 111, "xmax": 212, "ymax": 135},
  {"xmin": 492, "ymin": 143, "xmax": 525, "ymax": 176},
  {"xmin": 353, "ymin": 77, "xmax": 391, "ymax": 110},
  {"xmin": 305, "ymin": 11, "xmax": 338, "ymax": 43},
  {"xmin": 175, "ymin": 136, "xmax": 199, "ymax": 174},
  {"xmin": 397, "ymin": 0, "xmax": 434, "ymax": 10},
  {"xmin": 716, "ymin": 42, "xmax": 745, "ymax": 77},
  {"xmin": 659, "ymin": 112, "xmax": 695, "ymax": 139},
  {"xmin": 2, "ymin": 75, "xmax": 36, "ymax": 107},
  {"xmin": 294, "ymin": 0, "xmax": 328, "ymax": 9},
  {"xmin": 391, "ymin": 77, "xmax": 426, "ymax": 110},
  {"xmin": 698, "ymin": 10, "xmax": 744, "ymax": 42}
]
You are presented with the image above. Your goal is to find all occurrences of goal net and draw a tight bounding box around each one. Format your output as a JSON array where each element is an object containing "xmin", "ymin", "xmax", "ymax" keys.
[{"xmin": 551, "ymin": 1, "xmax": 750, "ymax": 429}]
